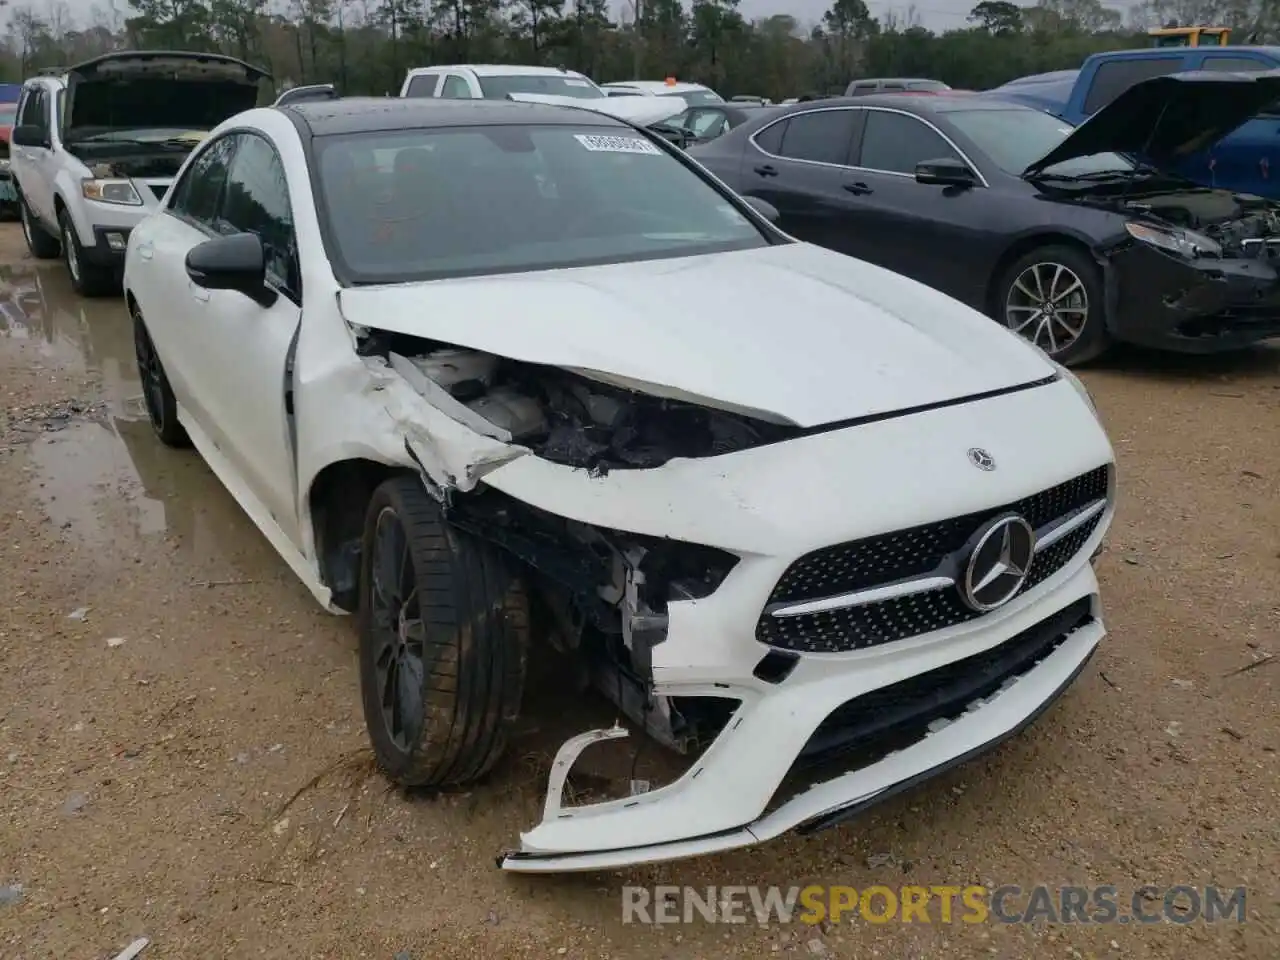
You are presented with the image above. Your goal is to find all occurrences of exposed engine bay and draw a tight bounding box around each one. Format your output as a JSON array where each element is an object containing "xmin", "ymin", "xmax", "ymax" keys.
[
  {"xmin": 357, "ymin": 326, "xmax": 798, "ymax": 474},
  {"xmin": 80, "ymin": 152, "xmax": 189, "ymax": 179},
  {"xmin": 353, "ymin": 326, "xmax": 793, "ymax": 763},
  {"xmin": 1123, "ymin": 188, "xmax": 1280, "ymax": 258}
]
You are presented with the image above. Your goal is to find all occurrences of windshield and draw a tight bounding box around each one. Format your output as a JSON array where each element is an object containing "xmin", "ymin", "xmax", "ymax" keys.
[
  {"xmin": 316, "ymin": 124, "xmax": 769, "ymax": 283},
  {"xmin": 945, "ymin": 106, "xmax": 1132, "ymax": 176},
  {"xmin": 942, "ymin": 106, "xmax": 1131, "ymax": 176},
  {"xmin": 478, "ymin": 75, "xmax": 603, "ymax": 100}
]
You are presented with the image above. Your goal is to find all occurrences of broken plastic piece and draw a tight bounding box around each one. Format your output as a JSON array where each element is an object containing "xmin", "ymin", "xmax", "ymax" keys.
[
  {"xmin": 543, "ymin": 725, "xmax": 629, "ymax": 821},
  {"xmin": 112, "ymin": 938, "xmax": 150, "ymax": 960}
]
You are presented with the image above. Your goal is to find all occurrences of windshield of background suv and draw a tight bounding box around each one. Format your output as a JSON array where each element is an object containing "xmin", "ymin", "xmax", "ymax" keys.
[
  {"xmin": 316, "ymin": 124, "xmax": 770, "ymax": 283},
  {"xmin": 945, "ymin": 106, "xmax": 1132, "ymax": 176},
  {"xmin": 478, "ymin": 75, "xmax": 604, "ymax": 99}
]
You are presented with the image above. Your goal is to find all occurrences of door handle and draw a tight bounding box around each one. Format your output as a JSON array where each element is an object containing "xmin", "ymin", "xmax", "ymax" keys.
[
  {"xmin": 189, "ymin": 283, "xmax": 210, "ymax": 303},
  {"xmin": 135, "ymin": 242, "xmax": 153, "ymax": 260},
  {"xmin": 753, "ymin": 164, "xmax": 779, "ymax": 177},
  {"xmin": 844, "ymin": 181, "xmax": 873, "ymax": 195}
]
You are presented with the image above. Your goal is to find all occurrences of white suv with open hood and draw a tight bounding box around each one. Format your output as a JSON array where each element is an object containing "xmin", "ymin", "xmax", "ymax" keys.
[{"xmin": 10, "ymin": 51, "xmax": 269, "ymax": 296}]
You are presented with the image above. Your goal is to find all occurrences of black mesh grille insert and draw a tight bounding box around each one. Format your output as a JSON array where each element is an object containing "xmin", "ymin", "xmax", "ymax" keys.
[
  {"xmin": 757, "ymin": 466, "xmax": 1109, "ymax": 654},
  {"xmin": 796, "ymin": 596, "xmax": 1094, "ymax": 768}
]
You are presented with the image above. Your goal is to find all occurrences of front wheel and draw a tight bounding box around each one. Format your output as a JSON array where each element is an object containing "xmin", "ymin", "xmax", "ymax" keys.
[
  {"xmin": 358, "ymin": 477, "xmax": 529, "ymax": 788},
  {"xmin": 996, "ymin": 245, "xmax": 1110, "ymax": 366}
]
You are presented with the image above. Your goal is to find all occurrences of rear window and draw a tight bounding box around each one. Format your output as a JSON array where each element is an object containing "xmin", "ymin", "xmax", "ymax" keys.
[
  {"xmin": 315, "ymin": 124, "xmax": 770, "ymax": 283},
  {"xmin": 477, "ymin": 75, "xmax": 602, "ymax": 99},
  {"xmin": 1082, "ymin": 57, "xmax": 1183, "ymax": 115}
]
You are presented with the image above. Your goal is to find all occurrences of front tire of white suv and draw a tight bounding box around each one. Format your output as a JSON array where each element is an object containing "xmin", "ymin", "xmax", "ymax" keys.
[
  {"xmin": 19, "ymin": 195, "xmax": 59, "ymax": 260},
  {"xmin": 58, "ymin": 208, "xmax": 117, "ymax": 297}
]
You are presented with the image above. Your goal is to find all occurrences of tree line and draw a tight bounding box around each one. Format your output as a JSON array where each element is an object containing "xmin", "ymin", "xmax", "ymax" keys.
[{"xmin": 4, "ymin": 0, "xmax": 1280, "ymax": 101}]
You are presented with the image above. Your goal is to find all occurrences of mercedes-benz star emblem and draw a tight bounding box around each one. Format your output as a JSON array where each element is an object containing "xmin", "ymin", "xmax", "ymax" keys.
[
  {"xmin": 968, "ymin": 448, "xmax": 996, "ymax": 471},
  {"xmin": 961, "ymin": 514, "xmax": 1036, "ymax": 612}
]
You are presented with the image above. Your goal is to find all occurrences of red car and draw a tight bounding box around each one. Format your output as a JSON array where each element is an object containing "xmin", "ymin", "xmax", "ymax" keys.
[{"xmin": 0, "ymin": 100, "xmax": 17, "ymax": 218}]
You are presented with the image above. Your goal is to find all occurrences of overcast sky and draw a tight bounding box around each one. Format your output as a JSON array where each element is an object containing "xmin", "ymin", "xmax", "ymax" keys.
[{"xmin": 48, "ymin": 0, "xmax": 1134, "ymax": 38}]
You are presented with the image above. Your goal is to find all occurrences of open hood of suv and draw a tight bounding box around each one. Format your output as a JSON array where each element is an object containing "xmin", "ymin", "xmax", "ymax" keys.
[
  {"xmin": 66, "ymin": 51, "xmax": 270, "ymax": 133},
  {"xmin": 1023, "ymin": 69, "xmax": 1280, "ymax": 177}
]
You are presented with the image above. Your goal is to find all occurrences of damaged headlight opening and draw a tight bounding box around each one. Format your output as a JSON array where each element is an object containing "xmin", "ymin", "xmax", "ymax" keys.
[
  {"xmin": 1125, "ymin": 221, "xmax": 1221, "ymax": 260},
  {"xmin": 82, "ymin": 177, "xmax": 142, "ymax": 206},
  {"xmin": 364, "ymin": 329, "xmax": 773, "ymax": 757}
]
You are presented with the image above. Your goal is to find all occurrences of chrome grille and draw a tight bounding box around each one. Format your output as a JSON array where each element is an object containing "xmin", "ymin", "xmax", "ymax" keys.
[{"xmin": 757, "ymin": 466, "xmax": 1110, "ymax": 654}]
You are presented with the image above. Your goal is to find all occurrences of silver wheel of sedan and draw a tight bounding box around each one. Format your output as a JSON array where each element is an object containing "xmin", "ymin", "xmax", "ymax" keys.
[{"xmin": 1004, "ymin": 261, "xmax": 1089, "ymax": 356}]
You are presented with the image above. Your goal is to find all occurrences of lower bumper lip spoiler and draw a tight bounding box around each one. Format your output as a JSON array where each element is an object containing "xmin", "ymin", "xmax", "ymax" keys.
[{"xmin": 497, "ymin": 621, "xmax": 1102, "ymax": 873}]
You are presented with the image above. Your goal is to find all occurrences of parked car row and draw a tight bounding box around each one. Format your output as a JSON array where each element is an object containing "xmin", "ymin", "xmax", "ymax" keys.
[{"xmin": 690, "ymin": 77, "xmax": 1280, "ymax": 363}]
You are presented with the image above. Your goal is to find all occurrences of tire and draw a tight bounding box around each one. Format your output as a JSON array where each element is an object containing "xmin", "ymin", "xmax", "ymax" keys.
[
  {"xmin": 58, "ymin": 207, "xmax": 118, "ymax": 297},
  {"xmin": 358, "ymin": 476, "xmax": 529, "ymax": 787},
  {"xmin": 995, "ymin": 244, "xmax": 1110, "ymax": 366},
  {"xmin": 131, "ymin": 307, "xmax": 190, "ymax": 448},
  {"xmin": 19, "ymin": 193, "xmax": 59, "ymax": 259}
]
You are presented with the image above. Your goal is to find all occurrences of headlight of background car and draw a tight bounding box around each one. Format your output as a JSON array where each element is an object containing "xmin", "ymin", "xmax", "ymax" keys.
[
  {"xmin": 1125, "ymin": 221, "xmax": 1221, "ymax": 259},
  {"xmin": 82, "ymin": 178, "xmax": 142, "ymax": 206},
  {"xmin": 0, "ymin": 158, "xmax": 10, "ymax": 173}
]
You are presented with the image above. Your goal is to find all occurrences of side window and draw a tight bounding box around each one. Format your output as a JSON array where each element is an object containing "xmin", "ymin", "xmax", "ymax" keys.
[
  {"xmin": 776, "ymin": 110, "xmax": 858, "ymax": 166},
  {"xmin": 440, "ymin": 75, "xmax": 471, "ymax": 99},
  {"xmin": 752, "ymin": 118, "xmax": 787, "ymax": 154},
  {"xmin": 858, "ymin": 111, "xmax": 960, "ymax": 175},
  {"xmin": 219, "ymin": 133, "xmax": 298, "ymax": 296},
  {"xmin": 1083, "ymin": 58, "xmax": 1183, "ymax": 115},
  {"xmin": 169, "ymin": 135, "xmax": 238, "ymax": 227},
  {"xmin": 19, "ymin": 87, "xmax": 47, "ymax": 130},
  {"xmin": 404, "ymin": 74, "xmax": 439, "ymax": 98},
  {"xmin": 849, "ymin": 82, "xmax": 877, "ymax": 97},
  {"xmin": 1198, "ymin": 56, "xmax": 1271, "ymax": 72},
  {"xmin": 881, "ymin": 81, "xmax": 905, "ymax": 91}
]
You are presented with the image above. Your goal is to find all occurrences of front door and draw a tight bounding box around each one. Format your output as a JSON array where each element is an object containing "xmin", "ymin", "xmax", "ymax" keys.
[
  {"xmin": 841, "ymin": 107, "xmax": 993, "ymax": 303},
  {"xmin": 149, "ymin": 131, "xmax": 304, "ymax": 544}
]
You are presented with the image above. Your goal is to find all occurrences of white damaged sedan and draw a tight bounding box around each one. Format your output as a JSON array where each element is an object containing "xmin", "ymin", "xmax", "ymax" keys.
[{"xmin": 123, "ymin": 96, "xmax": 1116, "ymax": 872}]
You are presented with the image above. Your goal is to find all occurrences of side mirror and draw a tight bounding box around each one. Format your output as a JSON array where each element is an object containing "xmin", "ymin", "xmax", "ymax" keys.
[
  {"xmin": 185, "ymin": 232, "xmax": 277, "ymax": 308},
  {"xmin": 915, "ymin": 157, "xmax": 976, "ymax": 187},
  {"xmin": 11, "ymin": 124, "xmax": 50, "ymax": 148},
  {"xmin": 743, "ymin": 195, "xmax": 780, "ymax": 224}
]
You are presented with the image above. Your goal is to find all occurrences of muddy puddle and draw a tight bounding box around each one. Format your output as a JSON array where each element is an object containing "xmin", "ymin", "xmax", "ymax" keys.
[{"xmin": 0, "ymin": 265, "xmax": 297, "ymax": 580}]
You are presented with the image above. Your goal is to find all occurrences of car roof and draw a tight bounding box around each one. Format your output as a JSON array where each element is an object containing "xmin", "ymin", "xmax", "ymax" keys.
[
  {"xmin": 406, "ymin": 64, "xmax": 589, "ymax": 78},
  {"xmin": 792, "ymin": 93, "xmax": 1020, "ymax": 114},
  {"xmin": 850, "ymin": 77, "xmax": 944, "ymax": 85},
  {"xmin": 282, "ymin": 96, "xmax": 625, "ymax": 135},
  {"xmin": 606, "ymin": 80, "xmax": 712, "ymax": 93}
]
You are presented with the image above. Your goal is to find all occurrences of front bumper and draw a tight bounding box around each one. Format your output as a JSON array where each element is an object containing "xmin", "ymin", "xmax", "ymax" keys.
[
  {"xmin": 502, "ymin": 565, "xmax": 1105, "ymax": 872},
  {"xmin": 486, "ymin": 379, "xmax": 1115, "ymax": 873},
  {"xmin": 1111, "ymin": 242, "xmax": 1280, "ymax": 352},
  {"xmin": 82, "ymin": 225, "xmax": 133, "ymax": 267}
]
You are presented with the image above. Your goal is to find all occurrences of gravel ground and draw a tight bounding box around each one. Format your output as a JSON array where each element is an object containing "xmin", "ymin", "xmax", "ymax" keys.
[{"xmin": 0, "ymin": 226, "xmax": 1276, "ymax": 959}]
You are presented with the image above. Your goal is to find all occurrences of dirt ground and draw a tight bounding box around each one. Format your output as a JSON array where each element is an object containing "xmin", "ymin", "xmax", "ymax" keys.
[{"xmin": 0, "ymin": 223, "xmax": 1275, "ymax": 960}]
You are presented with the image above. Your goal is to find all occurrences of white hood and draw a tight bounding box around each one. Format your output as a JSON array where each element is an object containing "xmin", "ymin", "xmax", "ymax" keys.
[
  {"xmin": 337, "ymin": 243, "xmax": 1056, "ymax": 429},
  {"xmin": 506, "ymin": 91, "xmax": 688, "ymax": 126}
]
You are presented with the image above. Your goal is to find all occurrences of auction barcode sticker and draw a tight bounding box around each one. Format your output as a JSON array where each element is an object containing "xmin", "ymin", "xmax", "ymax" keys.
[{"xmin": 574, "ymin": 134, "xmax": 662, "ymax": 155}]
